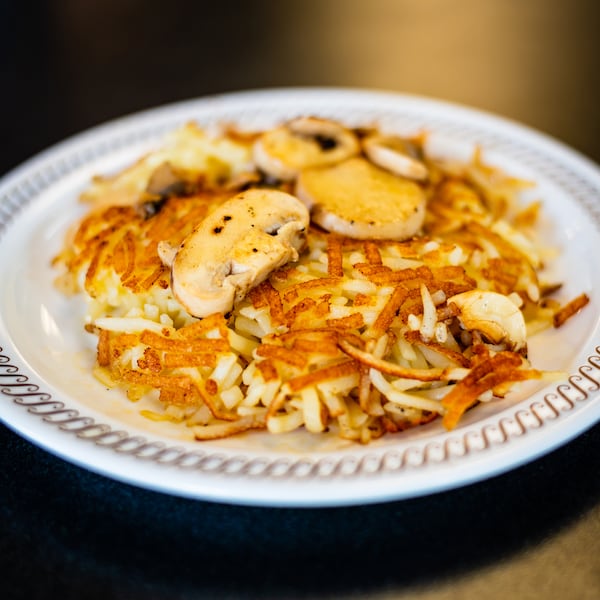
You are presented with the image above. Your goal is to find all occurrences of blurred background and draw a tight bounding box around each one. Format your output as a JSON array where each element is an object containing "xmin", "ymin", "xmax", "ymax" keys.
[
  {"xmin": 2, "ymin": 2, "xmax": 600, "ymax": 599},
  {"xmin": 1, "ymin": 0, "xmax": 599, "ymax": 176}
]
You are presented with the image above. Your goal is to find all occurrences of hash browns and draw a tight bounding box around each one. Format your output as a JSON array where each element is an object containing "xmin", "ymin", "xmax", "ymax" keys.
[{"xmin": 53, "ymin": 120, "xmax": 589, "ymax": 442}]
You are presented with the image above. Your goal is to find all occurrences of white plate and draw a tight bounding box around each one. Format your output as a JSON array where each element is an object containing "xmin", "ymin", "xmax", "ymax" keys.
[{"xmin": 1, "ymin": 88, "xmax": 600, "ymax": 507}]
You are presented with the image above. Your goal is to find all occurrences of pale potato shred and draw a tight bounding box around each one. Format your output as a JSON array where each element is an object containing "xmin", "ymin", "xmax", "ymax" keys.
[{"xmin": 52, "ymin": 119, "xmax": 590, "ymax": 443}]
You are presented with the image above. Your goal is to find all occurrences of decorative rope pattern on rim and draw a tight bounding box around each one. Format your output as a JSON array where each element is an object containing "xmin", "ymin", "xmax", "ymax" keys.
[{"xmin": 2, "ymin": 346, "xmax": 599, "ymax": 479}]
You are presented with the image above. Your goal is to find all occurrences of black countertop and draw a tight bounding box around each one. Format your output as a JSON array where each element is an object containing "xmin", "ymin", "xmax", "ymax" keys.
[
  {"xmin": 2, "ymin": 1, "xmax": 599, "ymax": 598},
  {"xmin": 2, "ymin": 422, "xmax": 599, "ymax": 599}
]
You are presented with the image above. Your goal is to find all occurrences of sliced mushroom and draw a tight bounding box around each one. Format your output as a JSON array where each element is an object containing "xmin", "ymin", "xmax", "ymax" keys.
[
  {"xmin": 146, "ymin": 162, "xmax": 189, "ymax": 197},
  {"xmin": 295, "ymin": 157, "xmax": 426, "ymax": 240},
  {"xmin": 362, "ymin": 134, "xmax": 429, "ymax": 181},
  {"xmin": 139, "ymin": 162, "xmax": 192, "ymax": 218},
  {"xmin": 252, "ymin": 117, "xmax": 360, "ymax": 181},
  {"xmin": 448, "ymin": 290, "xmax": 527, "ymax": 351},
  {"xmin": 159, "ymin": 189, "xmax": 309, "ymax": 318}
]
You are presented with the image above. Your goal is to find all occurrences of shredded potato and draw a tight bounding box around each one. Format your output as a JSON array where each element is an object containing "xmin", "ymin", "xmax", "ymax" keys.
[{"xmin": 52, "ymin": 120, "xmax": 590, "ymax": 442}]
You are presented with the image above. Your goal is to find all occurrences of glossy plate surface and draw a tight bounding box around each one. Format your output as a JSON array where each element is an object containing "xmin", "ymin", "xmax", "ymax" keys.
[{"xmin": 1, "ymin": 88, "xmax": 600, "ymax": 506}]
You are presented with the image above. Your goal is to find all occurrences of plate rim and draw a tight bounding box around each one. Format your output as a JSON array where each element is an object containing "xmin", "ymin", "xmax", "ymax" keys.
[{"xmin": 1, "ymin": 87, "xmax": 600, "ymax": 507}]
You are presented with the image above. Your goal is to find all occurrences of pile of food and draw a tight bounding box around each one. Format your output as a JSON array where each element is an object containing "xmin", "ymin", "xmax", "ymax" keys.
[{"xmin": 52, "ymin": 117, "xmax": 589, "ymax": 443}]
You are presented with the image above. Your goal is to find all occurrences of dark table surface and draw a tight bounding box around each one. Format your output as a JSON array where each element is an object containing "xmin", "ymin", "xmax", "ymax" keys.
[{"xmin": 2, "ymin": 1, "xmax": 600, "ymax": 599}]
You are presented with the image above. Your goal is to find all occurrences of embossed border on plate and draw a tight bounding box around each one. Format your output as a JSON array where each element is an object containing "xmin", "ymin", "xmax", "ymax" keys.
[{"xmin": 2, "ymin": 344, "xmax": 600, "ymax": 480}]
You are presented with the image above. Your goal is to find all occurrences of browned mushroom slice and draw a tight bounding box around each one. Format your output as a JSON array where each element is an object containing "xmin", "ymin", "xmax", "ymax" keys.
[
  {"xmin": 362, "ymin": 134, "xmax": 429, "ymax": 181},
  {"xmin": 252, "ymin": 117, "xmax": 360, "ymax": 181},
  {"xmin": 295, "ymin": 157, "xmax": 426, "ymax": 240},
  {"xmin": 158, "ymin": 189, "xmax": 310, "ymax": 318}
]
